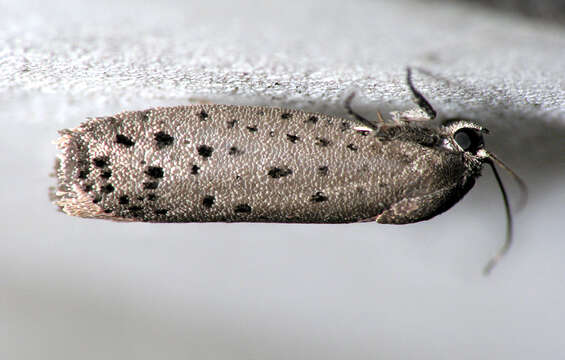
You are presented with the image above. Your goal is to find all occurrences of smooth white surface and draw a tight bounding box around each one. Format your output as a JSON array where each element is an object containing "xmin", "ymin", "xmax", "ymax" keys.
[{"xmin": 1, "ymin": 0, "xmax": 565, "ymax": 359}]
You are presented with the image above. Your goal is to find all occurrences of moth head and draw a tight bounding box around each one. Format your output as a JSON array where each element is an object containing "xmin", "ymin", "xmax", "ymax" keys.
[
  {"xmin": 440, "ymin": 118, "xmax": 528, "ymax": 275},
  {"xmin": 441, "ymin": 119, "xmax": 489, "ymax": 159},
  {"xmin": 404, "ymin": 68, "xmax": 527, "ymax": 275}
]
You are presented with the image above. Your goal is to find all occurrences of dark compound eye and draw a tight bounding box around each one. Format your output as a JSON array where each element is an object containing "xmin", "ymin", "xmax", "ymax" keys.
[
  {"xmin": 454, "ymin": 128, "xmax": 483, "ymax": 153},
  {"xmin": 454, "ymin": 130, "xmax": 471, "ymax": 150}
]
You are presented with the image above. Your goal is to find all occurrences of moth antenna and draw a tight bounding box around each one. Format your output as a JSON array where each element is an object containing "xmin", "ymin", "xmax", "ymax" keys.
[
  {"xmin": 483, "ymin": 159, "xmax": 513, "ymax": 275},
  {"xmin": 405, "ymin": 67, "xmax": 437, "ymax": 120},
  {"xmin": 486, "ymin": 151, "xmax": 528, "ymax": 212},
  {"xmin": 344, "ymin": 92, "xmax": 380, "ymax": 130}
]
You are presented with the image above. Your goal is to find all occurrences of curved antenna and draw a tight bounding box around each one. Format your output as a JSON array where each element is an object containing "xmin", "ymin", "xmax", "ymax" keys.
[
  {"xmin": 344, "ymin": 92, "xmax": 380, "ymax": 130},
  {"xmin": 483, "ymin": 159, "xmax": 513, "ymax": 275},
  {"xmin": 486, "ymin": 151, "xmax": 528, "ymax": 212},
  {"xmin": 406, "ymin": 67, "xmax": 437, "ymax": 120}
]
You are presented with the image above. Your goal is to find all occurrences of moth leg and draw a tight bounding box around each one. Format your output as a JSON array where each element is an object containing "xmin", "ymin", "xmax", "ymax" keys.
[
  {"xmin": 405, "ymin": 67, "xmax": 437, "ymax": 120},
  {"xmin": 344, "ymin": 92, "xmax": 380, "ymax": 130},
  {"xmin": 376, "ymin": 111, "xmax": 385, "ymax": 124},
  {"xmin": 375, "ymin": 186, "xmax": 456, "ymax": 225}
]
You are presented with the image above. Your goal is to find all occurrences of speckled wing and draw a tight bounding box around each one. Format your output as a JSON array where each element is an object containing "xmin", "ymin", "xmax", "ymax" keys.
[{"xmin": 53, "ymin": 105, "xmax": 475, "ymax": 223}]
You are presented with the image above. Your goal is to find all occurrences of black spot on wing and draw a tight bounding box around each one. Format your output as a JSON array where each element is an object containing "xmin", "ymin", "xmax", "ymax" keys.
[
  {"xmin": 234, "ymin": 204, "xmax": 252, "ymax": 213},
  {"xmin": 307, "ymin": 116, "xmax": 318, "ymax": 124},
  {"xmin": 145, "ymin": 166, "xmax": 164, "ymax": 179},
  {"xmin": 116, "ymin": 134, "xmax": 135, "ymax": 147},
  {"xmin": 143, "ymin": 182, "xmax": 158, "ymax": 190},
  {"xmin": 229, "ymin": 146, "xmax": 243, "ymax": 155},
  {"xmin": 315, "ymin": 137, "xmax": 331, "ymax": 147},
  {"xmin": 310, "ymin": 191, "xmax": 328, "ymax": 202},
  {"xmin": 155, "ymin": 132, "xmax": 174, "ymax": 149},
  {"xmin": 100, "ymin": 170, "xmax": 112, "ymax": 179},
  {"xmin": 197, "ymin": 145, "xmax": 214, "ymax": 158},
  {"xmin": 199, "ymin": 109, "xmax": 208, "ymax": 120},
  {"xmin": 267, "ymin": 166, "xmax": 293, "ymax": 179},
  {"xmin": 119, "ymin": 195, "xmax": 129, "ymax": 205},
  {"xmin": 318, "ymin": 166, "xmax": 328, "ymax": 176},
  {"xmin": 286, "ymin": 134, "xmax": 300, "ymax": 143},
  {"xmin": 101, "ymin": 184, "xmax": 114, "ymax": 194},
  {"xmin": 93, "ymin": 157, "xmax": 108, "ymax": 168},
  {"xmin": 202, "ymin": 195, "xmax": 215, "ymax": 208},
  {"xmin": 191, "ymin": 165, "xmax": 200, "ymax": 175},
  {"xmin": 347, "ymin": 143, "xmax": 358, "ymax": 151},
  {"xmin": 78, "ymin": 170, "xmax": 89, "ymax": 179}
]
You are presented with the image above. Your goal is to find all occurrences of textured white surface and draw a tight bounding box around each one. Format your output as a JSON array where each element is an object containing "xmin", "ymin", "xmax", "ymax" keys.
[{"xmin": 1, "ymin": 0, "xmax": 565, "ymax": 359}]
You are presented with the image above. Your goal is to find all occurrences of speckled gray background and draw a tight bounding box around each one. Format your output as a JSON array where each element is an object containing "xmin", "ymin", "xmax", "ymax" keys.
[{"xmin": 1, "ymin": 0, "xmax": 565, "ymax": 359}]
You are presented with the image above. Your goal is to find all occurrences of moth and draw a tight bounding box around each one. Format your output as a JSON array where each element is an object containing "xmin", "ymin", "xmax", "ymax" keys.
[{"xmin": 52, "ymin": 68, "xmax": 526, "ymax": 273}]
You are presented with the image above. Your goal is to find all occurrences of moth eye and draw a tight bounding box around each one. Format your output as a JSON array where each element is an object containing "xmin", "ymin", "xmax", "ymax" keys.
[
  {"xmin": 454, "ymin": 130, "xmax": 472, "ymax": 150},
  {"xmin": 454, "ymin": 128, "xmax": 483, "ymax": 153}
]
